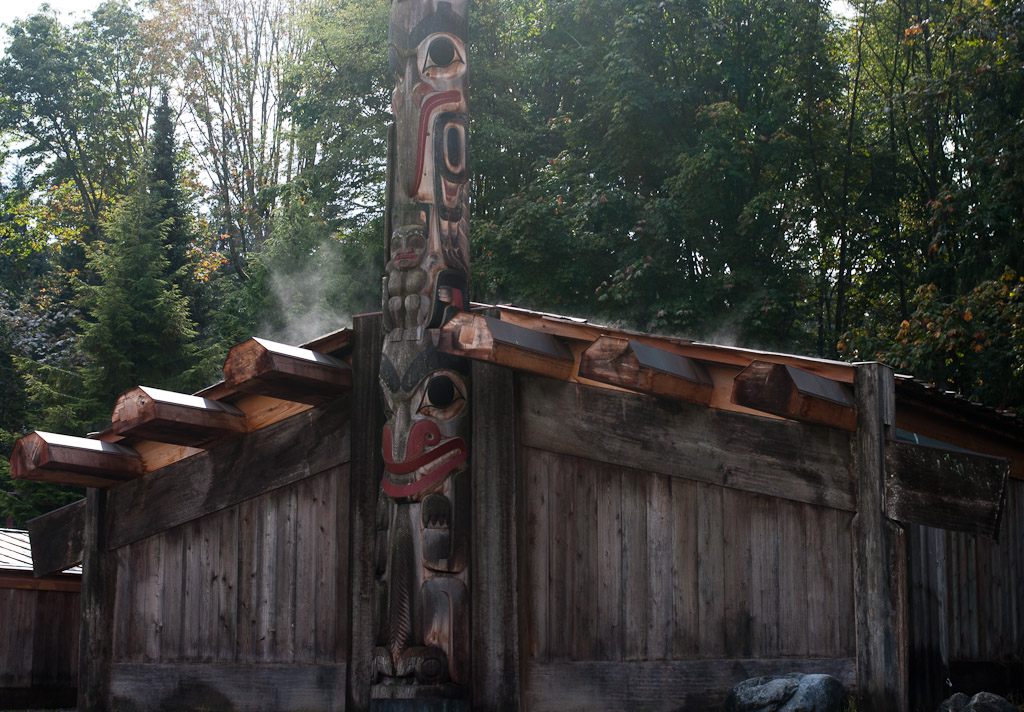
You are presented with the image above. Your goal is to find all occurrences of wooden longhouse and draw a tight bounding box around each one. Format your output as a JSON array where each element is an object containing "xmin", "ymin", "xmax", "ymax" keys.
[
  {"xmin": 14, "ymin": 304, "xmax": 1024, "ymax": 711},
  {"xmin": 1, "ymin": 527, "xmax": 80, "ymax": 708}
]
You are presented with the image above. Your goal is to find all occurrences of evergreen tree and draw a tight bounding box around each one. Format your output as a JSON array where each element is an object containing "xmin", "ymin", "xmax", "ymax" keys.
[
  {"xmin": 79, "ymin": 178, "xmax": 197, "ymax": 410},
  {"xmin": 149, "ymin": 93, "xmax": 191, "ymax": 285}
]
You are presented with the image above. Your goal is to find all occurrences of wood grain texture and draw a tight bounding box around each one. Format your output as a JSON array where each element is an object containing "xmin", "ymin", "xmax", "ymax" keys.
[
  {"xmin": 852, "ymin": 363, "xmax": 908, "ymax": 712},
  {"xmin": 731, "ymin": 361, "xmax": 857, "ymax": 431},
  {"xmin": 579, "ymin": 336, "xmax": 713, "ymax": 405},
  {"xmin": 111, "ymin": 386, "xmax": 246, "ymax": 447},
  {"xmin": 106, "ymin": 397, "xmax": 350, "ymax": 551},
  {"xmin": 109, "ymin": 662, "xmax": 347, "ymax": 711},
  {"xmin": 441, "ymin": 312, "xmax": 575, "ymax": 381},
  {"xmin": 471, "ymin": 362, "xmax": 521, "ymax": 710},
  {"xmin": 519, "ymin": 376, "xmax": 855, "ymax": 511},
  {"xmin": 224, "ymin": 337, "xmax": 353, "ymax": 405},
  {"xmin": 79, "ymin": 488, "xmax": 116, "ymax": 711},
  {"xmin": 884, "ymin": 440, "xmax": 1008, "ymax": 539},
  {"xmin": 523, "ymin": 658, "xmax": 856, "ymax": 712},
  {"xmin": 27, "ymin": 498, "xmax": 85, "ymax": 576},
  {"xmin": 11, "ymin": 431, "xmax": 143, "ymax": 487},
  {"xmin": 346, "ymin": 312, "xmax": 383, "ymax": 711}
]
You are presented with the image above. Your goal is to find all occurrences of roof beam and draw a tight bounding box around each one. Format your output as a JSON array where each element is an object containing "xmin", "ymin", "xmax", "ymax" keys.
[
  {"xmin": 224, "ymin": 337, "xmax": 352, "ymax": 404},
  {"xmin": 440, "ymin": 313, "xmax": 574, "ymax": 380},
  {"xmin": 579, "ymin": 336, "xmax": 713, "ymax": 405},
  {"xmin": 111, "ymin": 386, "xmax": 246, "ymax": 447},
  {"xmin": 11, "ymin": 431, "xmax": 143, "ymax": 488},
  {"xmin": 731, "ymin": 360, "xmax": 857, "ymax": 431}
]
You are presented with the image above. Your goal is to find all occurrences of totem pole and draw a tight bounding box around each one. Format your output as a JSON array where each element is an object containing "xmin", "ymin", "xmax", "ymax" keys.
[{"xmin": 374, "ymin": 0, "xmax": 471, "ymax": 703}]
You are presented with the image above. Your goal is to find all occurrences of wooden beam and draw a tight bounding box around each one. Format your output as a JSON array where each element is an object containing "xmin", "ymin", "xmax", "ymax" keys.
[
  {"xmin": 471, "ymin": 361, "xmax": 520, "ymax": 710},
  {"xmin": 440, "ymin": 312, "xmax": 574, "ymax": 380},
  {"xmin": 0, "ymin": 570, "xmax": 80, "ymax": 592},
  {"xmin": 732, "ymin": 360, "xmax": 857, "ymax": 431},
  {"xmin": 519, "ymin": 376, "xmax": 856, "ymax": 511},
  {"xmin": 28, "ymin": 499, "xmax": 86, "ymax": 576},
  {"xmin": 24, "ymin": 399, "xmax": 351, "ymax": 575},
  {"xmin": 224, "ymin": 337, "xmax": 352, "ymax": 405},
  {"xmin": 852, "ymin": 362, "xmax": 908, "ymax": 712},
  {"xmin": 10, "ymin": 431, "xmax": 143, "ymax": 488},
  {"xmin": 346, "ymin": 313, "xmax": 383, "ymax": 712},
  {"xmin": 111, "ymin": 386, "xmax": 246, "ymax": 447},
  {"xmin": 884, "ymin": 440, "xmax": 1008, "ymax": 539},
  {"xmin": 79, "ymin": 487, "xmax": 115, "ymax": 711},
  {"xmin": 579, "ymin": 336, "xmax": 713, "ymax": 405},
  {"xmin": 300, "ymin": 327, "xmax": 354, "ymax": 355}
]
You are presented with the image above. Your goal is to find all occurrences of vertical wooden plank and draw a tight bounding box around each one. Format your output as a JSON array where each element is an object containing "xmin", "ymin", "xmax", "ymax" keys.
[
  {"xmin": 276, "ymin": 485, "xmax": 299, "ymax": 662},
  {"xmin": 347, "ymin": 311, "xmax": 383, "ymax": 711},
  {"xmin": 333, "ymin": 465, "xmax": 349, "ymax": 664},
  {"xmin": 548, "ymin": 451, "xmax": 575, "ymax": 659},
  {"xmin": 217, "ymin": 505, "xmax": 239, "ymax": 662},
  {"xmin": 235, "ymin": 496, "xmax": 258, "ymax": 662},
  {"xmin": 621, "ymin": 465, "xmax": 648, "ymax": 661},
  {"xmin": 671, "ymin": 476, "xmax": 699, "ymax": 659},
  {"xmin": 144, "ymin": 534, "xmax": 164, "ymax": 663},
  {"xmin": 596, "ymin": 461, "xmax": 623, "ymax": 661},
  {"xmin": 949, "ymin": 531, "xmax": 962, "ymax": 658},
  {"xmin": 572, "ymin": 457, "xmax": 598, "ymax": 660},
  {"xmin": 723, "ymin": 487, "xmax": 753, "ymax": 658},
  {"xmin": 110, "ymin": 545, "xmax": 130, "ymax": 664},
  {"xmin": 200, "ymin": 513, "xmax": 219, "ymax": 662},
  {"xmin": 181, "ymin": 518, "xmax": 202, "ymax": 660},
  {"xmin": 471, "ymin": 360, "xmax": 521, "ymax": 710},
  {"xmin": 697, "ymin": 482, "xmax": 725, "ymax": 658},
  {"xmin": 522, "ymin": 447, "xmax": 551, "ymax": 663},
  {"xmin": 295, "ymin": 476, "xmax": 318, "ymax": 663},
  {"xmin": 160, "ymin": 525, "xmax": 184, "ymax": 662},
  {"xmin": 807, "ymin": 504, "xmax": 835, "ymax": 657},
  {"xmin": 3, "ymin": 589, "xmax": 34, "ymax": 687},
  {"xmin": 750, "ymin": 494, "xmax": 779, "ymax": 658},
  {"xmin": 852, "ymin": 362, "xmax": 908, "ymax": 712},
  {"xmin": 124, "ymin": 540, "xmax": 147, "ymax": 662},
  {"xmin": 964, "ymin": 534, "xmax": 978, "ymax": 662},
  {"xmin": 777, "ymin": 499, "xmax": 808, "ymax": 656},
  {"xmin": 835, "ymin": 509, "xmax": 855, "ymax": 655},
  {"xmin": 314, "ymin": 469, "xmax": 338, "ymax": 663},
  {"xmin": 79, "ymin": 487, "xmax": 115, "ymax": 712},
  {"xmin": 646, "ymin": 472, "xmax": 672, "ymax": 660},
  {"xmin": 256, "ymin": 489, "xmax": 279, "ymax": 662}
]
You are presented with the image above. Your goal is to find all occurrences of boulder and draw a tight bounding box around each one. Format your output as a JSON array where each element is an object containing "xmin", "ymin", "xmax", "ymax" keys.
[{"xmin": 725, "ymin": 673, "xmax": 846, "ymax": 712}]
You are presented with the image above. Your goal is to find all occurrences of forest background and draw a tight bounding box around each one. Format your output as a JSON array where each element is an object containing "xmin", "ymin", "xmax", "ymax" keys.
[{"xmin": 1, "ymin": 0, "xmax": 1022, "ymax": 525}]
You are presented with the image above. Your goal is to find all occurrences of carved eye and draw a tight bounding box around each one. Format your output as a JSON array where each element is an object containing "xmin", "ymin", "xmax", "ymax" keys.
[
  {"xmin": 421, "ymin": 34, "xmax": 465, "ymax": 79},
  {"xmin": 417, "ymin": 373, "xmax": 466, "ymax": 419}
]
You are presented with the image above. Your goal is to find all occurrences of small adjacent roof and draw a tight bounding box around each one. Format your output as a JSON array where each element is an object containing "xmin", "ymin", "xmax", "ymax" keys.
[{"xmin": 0, "ymin": 527, "xmax": 81, "ymax": 574}]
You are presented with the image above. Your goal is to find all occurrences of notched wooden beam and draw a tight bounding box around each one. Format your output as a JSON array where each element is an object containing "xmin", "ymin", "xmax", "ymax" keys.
[
  {"xmin": 885, "ymin": 439, "xmax": 1008, "ymax": 539},
  {"xmin": 440, "ymin": 312, "xmax": 574, "ymax": 380},
  {"xmin": 731, "ymin": 360, "xmax": 857, "ymax": 431},
  {"xmin": 27, "ymin": 498, "xmax": 86, "ymax": 575},
  {"xmin": 11, "ymin": 431, "xmax": 143, "ymax": 488},
  {"xmin": 579, "ymin": 336, "xmax": 713, "ymax": 405},
  {"xmin": 112, "ymin": 385, "xmax": 246, "ymax": 447},
  {"xmin": 224, "ymin": 337, "xmax": 353, "ymax": 404}
]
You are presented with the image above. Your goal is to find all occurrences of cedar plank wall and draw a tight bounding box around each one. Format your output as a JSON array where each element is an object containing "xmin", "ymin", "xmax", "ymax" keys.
[
  {"xmin": 518, "ymin": 375, "xmax": 857, "ymax": 711},
  {"xmin": 102, "ymin": 424, "xmax": 351, "ymax": 710},
  {"xmin": 0, "ymin": 586, "xmax": 80, "ymax": 707},
  {"xmin": 908, "ymin": 477, "xmax": 1024, "ymax": 710}
]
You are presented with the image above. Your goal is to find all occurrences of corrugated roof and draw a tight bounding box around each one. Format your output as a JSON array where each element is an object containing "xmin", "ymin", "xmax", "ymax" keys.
[{"xmin": 0, "ymin": 528, "xmax": 81, "ymax": 574}]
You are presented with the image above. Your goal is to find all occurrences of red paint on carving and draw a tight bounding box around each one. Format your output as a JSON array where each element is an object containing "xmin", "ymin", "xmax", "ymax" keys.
[
  {"xmin": 382, "ymin": 420, "xmax": 466, "ymax": 497},
  {"xmin": 411, "ymin": 90, "xmax": 462, "ymax": 197}
]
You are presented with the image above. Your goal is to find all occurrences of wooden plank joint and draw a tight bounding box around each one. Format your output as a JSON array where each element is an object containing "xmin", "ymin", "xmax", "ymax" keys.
[
  {"xmin": 580, "ymin": 336, "xmax": 713, "ymax": 404},
  {"xmin": 732, "ymin": 360, "xmax": 857, "ymax": 431},
  {"xmin": 11, "ymin": 431, "xmax": 143, "ymax": 488},
  {"xmin": 224, "ymin": 337, "xmax": 353, "ymax": 405}
]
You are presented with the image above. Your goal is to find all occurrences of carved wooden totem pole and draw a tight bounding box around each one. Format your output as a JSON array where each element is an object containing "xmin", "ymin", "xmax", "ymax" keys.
[{"xmin": 374, "ymin": 0, "xmax": 471, "ymax": 705}]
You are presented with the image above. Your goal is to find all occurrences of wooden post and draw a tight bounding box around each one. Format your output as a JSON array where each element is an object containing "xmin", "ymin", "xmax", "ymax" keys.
[
  {"xmin": 78, "ymin": 488, "xmax": 115, "ymax": 712},
  {"xmin": 852, "ymin": 362, "xmax": 908, "ymax": 711},
  {"xmin": 348, "ymin": 313, "xmax": 384, "ymax": 711},
  {"xmin": 470, "ymin": 360, "xmax": 520, "ymax": 710}
]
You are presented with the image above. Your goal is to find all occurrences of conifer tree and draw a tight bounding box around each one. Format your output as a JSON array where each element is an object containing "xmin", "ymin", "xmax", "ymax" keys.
[{"xmin": 79, "ymin": 178, "xmax": 197, "ymax": 408}]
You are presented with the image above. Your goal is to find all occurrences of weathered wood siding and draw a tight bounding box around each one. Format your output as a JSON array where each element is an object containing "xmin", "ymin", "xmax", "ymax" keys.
[
  {"xmin": 109, "ymin": 465, "xmax": 348, "ymax": 665},
  {"xmin": 0, "ymin": 585, "xmax": 79, "ymax": 705},
  {"xmin": 908, "ymin": 477, "xmax": 1024, "ymax": 708},
  {"xmin": 518, "ymin": 375, "xmax": 857, "ymax": 710}
]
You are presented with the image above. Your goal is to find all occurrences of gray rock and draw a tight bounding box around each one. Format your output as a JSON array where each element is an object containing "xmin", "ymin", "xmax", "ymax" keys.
[
  {"xmin": 937, "ymin": 692, "xmax": 1017, "ymax": 712},
  {"xmin": 725, "ymin": 673, "xmax": 846, "ymax": 712},
  {"xmin": 939, "ymin": 692, "xmax": 971, "ymax": 712},
  {"xmin": 965, "ymin": 692, "xmax": 1017, "ymax": 712}
]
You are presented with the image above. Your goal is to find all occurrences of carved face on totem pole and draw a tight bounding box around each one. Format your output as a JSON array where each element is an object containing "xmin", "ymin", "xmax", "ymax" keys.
[{"xmin": 375, "ymin": 0, "xmax": 471, "ymax": 696}]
